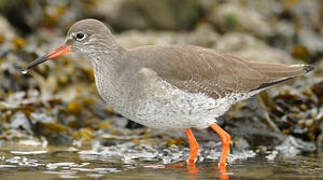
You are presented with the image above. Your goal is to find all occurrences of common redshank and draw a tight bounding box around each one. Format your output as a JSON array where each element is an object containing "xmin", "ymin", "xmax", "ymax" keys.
[{"xmin": 21, "ymin": 19, "xmax": 314, "ymax": 167}]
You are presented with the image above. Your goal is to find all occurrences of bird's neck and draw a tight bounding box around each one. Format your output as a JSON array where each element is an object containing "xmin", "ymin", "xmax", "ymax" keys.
[
  {"xmin": 88, "ymin": 48, "xmax": 124, "ymax": 70},
  {"xmin": 87, "ymin": 45, "xmax": 127, "ymax": 105}
]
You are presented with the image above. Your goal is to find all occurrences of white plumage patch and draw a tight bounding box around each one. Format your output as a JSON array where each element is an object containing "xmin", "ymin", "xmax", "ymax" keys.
[{"xmin": 127, "ymin": 79, "xmax": 251, "ymax": 129}]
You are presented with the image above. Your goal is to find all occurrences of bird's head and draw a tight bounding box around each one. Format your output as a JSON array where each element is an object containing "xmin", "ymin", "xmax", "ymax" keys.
[{"xmin": 21, "ymin": 19, "xmax": 113, "ymax": 73}]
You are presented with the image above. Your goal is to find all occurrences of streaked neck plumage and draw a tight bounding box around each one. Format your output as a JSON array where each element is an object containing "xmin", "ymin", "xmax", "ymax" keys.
[{"xmin": 82, "ymin": 34, "xmax": 128, "ymax": 108}]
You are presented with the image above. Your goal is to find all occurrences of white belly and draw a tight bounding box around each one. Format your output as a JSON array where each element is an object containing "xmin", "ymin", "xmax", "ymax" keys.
[{"xmin": 119, "ymin": 81, "xmax": 251, "ymax": 129}]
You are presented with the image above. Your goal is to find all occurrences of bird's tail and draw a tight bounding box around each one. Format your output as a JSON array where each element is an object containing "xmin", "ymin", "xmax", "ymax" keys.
[
  {"xmin": 249, "ymin": 63, "xmax": 315, "ymax": 91},
  {"xmin": 252, "ymin": 63, "xmax": 314, "ymax": 78}
]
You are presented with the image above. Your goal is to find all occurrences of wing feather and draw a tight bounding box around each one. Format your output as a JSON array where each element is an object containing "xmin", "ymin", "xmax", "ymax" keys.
[{"xmin": 128, "ymin": 45, "xmax": 307, "ymax": 99}]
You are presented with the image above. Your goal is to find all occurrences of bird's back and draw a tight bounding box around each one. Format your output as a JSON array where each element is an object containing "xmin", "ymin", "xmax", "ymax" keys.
[{"xmin": 127, "ymin": 45, "xmax": 313, "ymax": 99}]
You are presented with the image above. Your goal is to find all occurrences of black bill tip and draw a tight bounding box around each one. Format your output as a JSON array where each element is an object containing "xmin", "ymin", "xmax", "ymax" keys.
[{"xmin": 20, "ymin": 54, "xmax": 49, "ymax": 74}]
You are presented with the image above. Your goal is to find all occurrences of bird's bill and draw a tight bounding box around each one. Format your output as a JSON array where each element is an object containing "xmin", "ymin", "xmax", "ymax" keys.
[{"xmin": 21, "ymin": 44, "xmax": 71, "ymax": 71}]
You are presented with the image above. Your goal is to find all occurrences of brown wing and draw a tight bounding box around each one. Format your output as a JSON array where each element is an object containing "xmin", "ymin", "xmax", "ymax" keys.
[{"xmin": 130, "ymin": 45, "xmax": 310, "ymax": 99}]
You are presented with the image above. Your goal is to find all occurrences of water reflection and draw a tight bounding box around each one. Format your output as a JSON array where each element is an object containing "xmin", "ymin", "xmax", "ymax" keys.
[
  {"xmin": 167, "ymin": 161, "xmax": 229, "ymax": 180},
  {"xmin": 186, "ymin": 163, "xmax": 229, "ymax": 180}
]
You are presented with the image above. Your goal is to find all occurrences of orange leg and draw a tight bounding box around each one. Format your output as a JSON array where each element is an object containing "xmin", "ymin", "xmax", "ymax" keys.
[
  {"xmin": 185, "ymin": 128, "xmax": 200, "ymax": 164},
  {"xmin": 210, "ymin": 123, "xmax": 231, "ymax": 167}
]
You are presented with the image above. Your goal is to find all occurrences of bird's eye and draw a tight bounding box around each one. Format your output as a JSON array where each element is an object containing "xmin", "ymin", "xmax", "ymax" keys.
[{"xmin": 75, "ymin": 32, "xmax": 86, "ymax": 41}]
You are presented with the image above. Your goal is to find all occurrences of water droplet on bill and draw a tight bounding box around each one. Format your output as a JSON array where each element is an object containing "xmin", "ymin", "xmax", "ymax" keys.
[{"xmin": 21, "ymin": 69, "xmax": 28, "ymax": 74}]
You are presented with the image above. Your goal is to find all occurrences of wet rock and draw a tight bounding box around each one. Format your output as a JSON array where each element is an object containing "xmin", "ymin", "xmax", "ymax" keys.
[
  {"xmin": 227, "ymin": 119, "xmax": 285, "ymax": 148},
  {"xmin": 116, "ymin": 24, "xmax": 219, "ymax": 49},
  {"xmin": 216, "ymin": 32, "xmax": 296, "ymax": 64},
  {"xmin": 116, "ymin": 30, "xmax": 175, "ymax": 49},
  {"xmin": 9, "ymin": 112, "xmax": 31, "ymax": 133},
  {"xmin": 285, "ymin": 0, "xmax": 320, "ymax": 29},
  {"xmin": 4, "ymin": 91, "xmax": 26, "ymax": 108},
  {"xmin": 208, "ymin": 2, "xmax": 272, "ymax": 37},
  {"xmin": 243, "ymin": 0, "xmax": 321, "ymax": 31},
  {"xmin": 176, "ymin": 23, "xmax": 219, "ymax": 47},
  {"xmin": 234, "ymin": 137, "xmax": 250, "ymax": 151},
  {"xmin": 265, "ymin": 150, "xmax": 279, "ymax": 161},
  {"xmin": 30, "ymin": 112, "xmax": 54, "ymax": 124},
  {"xmin": 271, "ymin": 20, "xmax": 295, "ymax": 47},
  {"xmin": 96, "ymin": 0, "xmax": 202, "ymax": 30},
  {"xmin": 298, "ymin": 28, "xmax": 323, "ymax": 58},
  {"xmin": 275, "ymin": 136, "xmax": 316, "ymax": 157},
  {"xmin": 34, "ymin": 122, "xmax": 72, "ymax": 145},
  {"xmin": 266, "ymin": 78, "xmax": 323, "ymax": 143}
]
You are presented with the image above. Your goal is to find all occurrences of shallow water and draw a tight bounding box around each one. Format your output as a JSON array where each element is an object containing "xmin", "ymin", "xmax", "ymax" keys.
[{"xmin": 0, "ymin": 142, "xmax": 322, "ymax": 180}]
